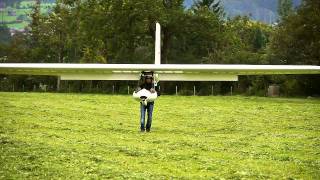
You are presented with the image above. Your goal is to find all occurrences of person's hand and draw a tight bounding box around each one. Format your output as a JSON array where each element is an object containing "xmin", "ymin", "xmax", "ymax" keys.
[
  {"xmin": 135, "ymin": 87, "xmax": 141, "ymax": 92},
  {"xmin": 150, "ymin": 88, "xmax": 156, "ymax": 93}
]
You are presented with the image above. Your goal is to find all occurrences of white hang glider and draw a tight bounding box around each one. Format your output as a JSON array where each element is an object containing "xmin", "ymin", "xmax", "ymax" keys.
[{"xmin": 0, "ymin": 23, "xmax": 320, "ymax": 82}]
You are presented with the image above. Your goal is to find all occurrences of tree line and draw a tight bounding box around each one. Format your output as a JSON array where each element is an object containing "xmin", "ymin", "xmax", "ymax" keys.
[{"xmin": 0, "ymin": 0, "xmax": 319, "ymax": 96}]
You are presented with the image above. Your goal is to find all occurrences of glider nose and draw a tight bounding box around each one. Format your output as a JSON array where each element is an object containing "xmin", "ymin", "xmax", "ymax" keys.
[{"xmin": 140, "ymin": 96, "xmax": 147, "ymax": 99}]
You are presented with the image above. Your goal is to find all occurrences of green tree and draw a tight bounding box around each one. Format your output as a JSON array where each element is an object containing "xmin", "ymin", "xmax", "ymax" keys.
[
  {"xmin": 0, "ymin": 25, "xmax": 11, "ymax": 44},
  {"xmin": 181, "ymin": 7, "xmax": 224, "ymax": 64},
  {"xmin": 222, "ymin": 16, "xmax": 271, "ymax": 64},
  {"xmin": 160, "ymin": 0, "xmax": 185, "ymax": 64},
  {"xmin": 269, "ymin": 0, "xmax": 320, "ymax": 95},
  {"xmin": 29, "ymin": 0, "xmax": 41, "ymax": 46},
  {"xmin": 6, "ymin": 33, "xmax": 29, "ymax": 63},
  {"xmin": 271, "ymin": 0, "xmax": 320, "ymax": 65},
  {"xmin": 278, "ymin": 0, "xmax": 293, "ymax": 20},
  {"xmin": 27, "ymin": 0, "xmax": 47, "ymax": 63},
  {"xmin": 253, "ymin": 28, "xmax": 267, "ymax": 51},
  {"xmin": 192, "ymin": 0, "xmax": 223, "ymax": 15}
]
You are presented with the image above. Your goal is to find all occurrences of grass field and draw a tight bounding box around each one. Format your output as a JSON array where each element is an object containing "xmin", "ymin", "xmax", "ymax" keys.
[
  {"xmin": 0, "ymin": 92, "xmax": 319, "ymax": 179},
  {"xmin": 1, "ymin": 1, "xmax": 54, "ymax": 30}
]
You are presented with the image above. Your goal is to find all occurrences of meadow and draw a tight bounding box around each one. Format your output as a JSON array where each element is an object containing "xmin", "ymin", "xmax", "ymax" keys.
[
  {"xmin": 0, "ymin": 92, "xmax": 319, "ymax": 179},
  {"xmin": 1, "ymin": 1, "xmax": 54, "ymax": 30}
]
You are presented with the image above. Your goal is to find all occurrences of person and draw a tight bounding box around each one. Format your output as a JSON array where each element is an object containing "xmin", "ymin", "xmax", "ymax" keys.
[{"xmin": 137, "ymin": 71, "xmax": 159, "ymax": 132}]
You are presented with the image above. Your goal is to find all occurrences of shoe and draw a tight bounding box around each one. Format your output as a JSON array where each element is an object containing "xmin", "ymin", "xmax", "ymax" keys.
[
  {"xmin": 140, "ymin": 129, "xmax": 145, "ymax": 132},
  {"xmin": 146, "ymin": 129, "xmax": 150, "ymax": 132}
]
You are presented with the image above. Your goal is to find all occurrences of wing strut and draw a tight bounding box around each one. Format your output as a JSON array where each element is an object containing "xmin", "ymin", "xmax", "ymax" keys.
[{"xmin": 155, "ymin": 22, "xmax": 161, "ymax": 65}]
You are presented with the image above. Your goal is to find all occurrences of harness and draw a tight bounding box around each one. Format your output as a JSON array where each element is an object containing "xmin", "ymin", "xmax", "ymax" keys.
[{"xmin": 139, "ymin": 71, "xmax": 155, "ymax": 88}]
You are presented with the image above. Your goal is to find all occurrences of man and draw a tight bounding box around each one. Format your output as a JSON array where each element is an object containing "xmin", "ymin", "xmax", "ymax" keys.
[{"xmin": 137, "ymin": 71, "xmax": 159, "ymax": 132}]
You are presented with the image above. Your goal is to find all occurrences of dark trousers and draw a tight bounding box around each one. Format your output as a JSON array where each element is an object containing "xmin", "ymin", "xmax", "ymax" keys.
[{"xmin": 140, "ymin": 102, "xmax": 154, "ymax": 131}]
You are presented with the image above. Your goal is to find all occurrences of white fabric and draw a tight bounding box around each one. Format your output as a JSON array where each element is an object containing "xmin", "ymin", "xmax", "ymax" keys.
[{"xmin": 133, "ymin": 88, "xmax": 158, "ymax": 102}]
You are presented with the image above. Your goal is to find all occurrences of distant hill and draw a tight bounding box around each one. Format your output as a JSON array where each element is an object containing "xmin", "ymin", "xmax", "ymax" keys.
[
  {"xmin": 0, "ymin": 0, "xmax": 54, "ymax": 30},
  {"xmin": 2, "ymin": 0, "xmax": 302, "ymax": 30},
  {"xmin": 184, "ymin": 0, "xmax": 301, "ymax": 24}
]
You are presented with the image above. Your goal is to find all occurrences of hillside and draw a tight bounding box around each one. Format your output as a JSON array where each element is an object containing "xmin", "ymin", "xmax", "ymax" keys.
[
  {"xmin": 0, "ymin": 0, "xmax": 303, "ymax": 30},
  {"xmin": 184, "ymin": 0, "xmax": 301, "ymax": 23},
  {"xmin": 0, "ymin": 0, "xmax": 54, "ymax": 30}
]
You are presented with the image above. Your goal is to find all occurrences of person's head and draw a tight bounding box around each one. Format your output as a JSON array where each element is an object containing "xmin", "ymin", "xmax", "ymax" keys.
[{"xmin": 145, "ymin": 76, "xmax": 152, "ymax": 83}]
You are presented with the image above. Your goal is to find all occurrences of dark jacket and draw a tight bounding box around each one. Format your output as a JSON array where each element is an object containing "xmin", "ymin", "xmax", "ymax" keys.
[
  {"xmin": 140, "ymin": 81, "xmax": 153, "ymax": 91},
  {"xmin": 137, "ymin": 72, "xmax": 160, "ymax": 95}
]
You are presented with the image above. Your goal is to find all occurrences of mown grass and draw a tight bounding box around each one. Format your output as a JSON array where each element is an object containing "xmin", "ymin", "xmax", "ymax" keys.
[{"xmin": 0, "ymin": 92, "xmax": 319, "ymax": 179}]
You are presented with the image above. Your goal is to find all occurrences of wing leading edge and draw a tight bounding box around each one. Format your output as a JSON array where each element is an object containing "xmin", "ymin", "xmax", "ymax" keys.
[
  {"xmin": 0, "ymin": 63, "xmax": 320, "ymax": 81},
  {"xmin": 1, "ymin": 23, "xmax": 320, "ymax": 81}
]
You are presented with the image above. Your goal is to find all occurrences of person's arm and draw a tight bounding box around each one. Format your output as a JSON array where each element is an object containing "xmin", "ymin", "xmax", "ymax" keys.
[
  {"xmin": 134, "ymin": 79, "xmax": 144, "ymax": 92},
  {"xmin": 155, "ymin": 84, "xmax": 161, "ymax": 96},
  {"xmin": 150, "ymin": 83, "xmax": 160, "ymax": 95}
]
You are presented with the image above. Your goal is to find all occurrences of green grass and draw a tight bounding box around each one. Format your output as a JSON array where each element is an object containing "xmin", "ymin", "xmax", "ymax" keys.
[
  {"xmin": 0, "ymin": 92, "xmax": 319, "ymax": 179},
  {"xmin": 19, "ymin": 1, "xmax": 36, "ymax": 7},
  {"xmin": 7, "ymin": 22, "xmax": 29, "ymax": 29},
  {"xmin": 0, "ymin": 1, "xmax": 55, "ymax": 30},
  {"xmin": 19, "ymin": 1, "xmax": 54, "ymax": 7}
]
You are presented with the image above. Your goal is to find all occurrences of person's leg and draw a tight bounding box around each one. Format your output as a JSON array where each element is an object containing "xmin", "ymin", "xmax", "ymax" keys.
[
  {"xmin": 146, "ymin": 102, "xmax": 154, "ymax": 132},
  {"xmin": 140, "ymin": 102, "xmax": 146, "ymax": 131}
]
